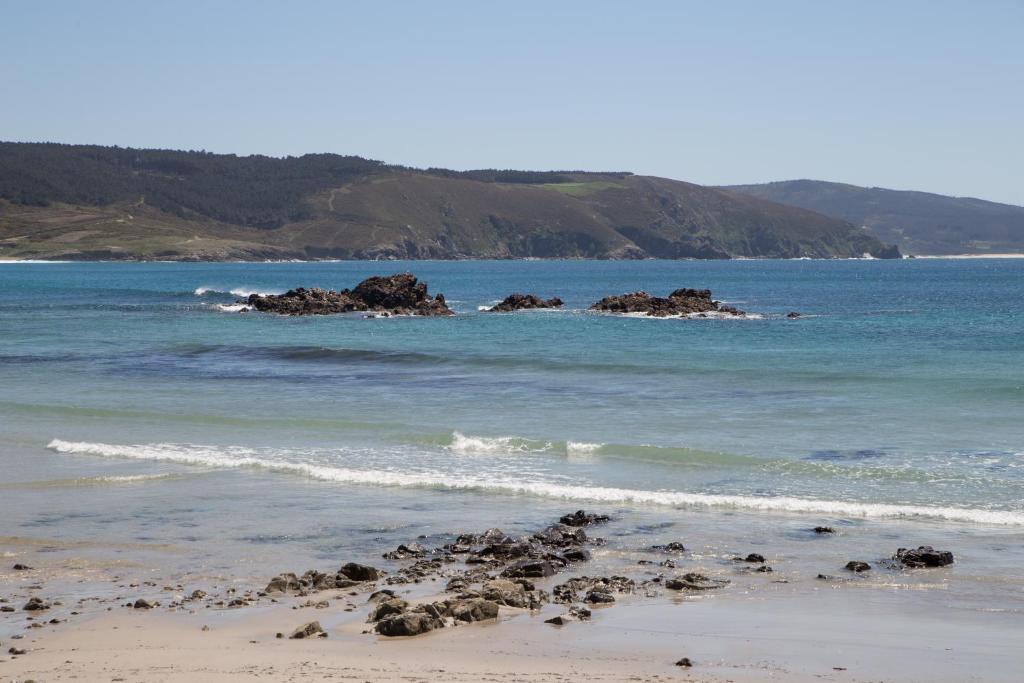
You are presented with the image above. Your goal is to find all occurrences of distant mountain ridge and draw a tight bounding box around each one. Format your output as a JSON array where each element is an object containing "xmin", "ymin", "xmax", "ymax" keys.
[
  {"xmin": 722, "ymin": 179, "xmax": 1024, "ymax": 255},
  {"xmin": 0, "ymin": 142, "xmax": 897, "ymax": 261}
]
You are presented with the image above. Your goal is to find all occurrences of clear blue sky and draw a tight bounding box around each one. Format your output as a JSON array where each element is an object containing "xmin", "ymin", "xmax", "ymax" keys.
[{"xmin": 3, "ymin": 0, "xmax": 1022, "ymax": 204}]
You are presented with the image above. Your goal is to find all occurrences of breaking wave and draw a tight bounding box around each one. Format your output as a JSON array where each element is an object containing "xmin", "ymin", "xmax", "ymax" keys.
[{"xmin": 45, "ymin": 439, "xmax": 1024, "ymax": 526}]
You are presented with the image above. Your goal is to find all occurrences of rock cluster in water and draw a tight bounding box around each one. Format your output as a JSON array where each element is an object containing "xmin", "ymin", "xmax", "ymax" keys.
[
  {"xmin": 487, "ymin": 293, "xmax": 564, "ymax": 312},
  {"xmin": 589, "ymin": 288, "xmax": 745, "ymax": 317},
  {"xmin": 243, "ymin": 273, "xmax": 453, "ymax": 316}
]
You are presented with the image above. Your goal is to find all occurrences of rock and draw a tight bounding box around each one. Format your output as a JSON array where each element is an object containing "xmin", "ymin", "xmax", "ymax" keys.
[
  {"xmin": 487, "ymin": 293, "xmax": 564, "ymax": 313},
  {"xmin": 368, "ymin": 589, "xmax": 396, "ymax": 602},
  {"xmin": 675, "ymin": 657, "xmax": 694, "ymax": 667},
  {"xmin": 786, "ymin": 312, "xmax": 801, "ymax": 319},
  {"xmin": 665, "ymin": 573, "xmax": 730, "ymax": 591},
  {"xmin": 652, "ymin": 541, "xmax": 686, "ymax": 553},
  {"xmin": 0, "ymin": 606, "xmax": 14, "ymax": 612},
  {"xmin": 338, "ymin": 562, "xmax": 381, "ymax": 582},
  {"xmin": 533, "ymin": 524, "xmax": 587, "ymax": 547},
  {"xmin": 264, "ymin": 573, "xmax": 303, "ymax": 594},
  {"xmin": 845, "ymin": 561, "xmax": 871, "ymax": 573},
  {"xmin": 450, "ymin": 598, "xmax": 500, "ymax": 623},
  {"xmin": 288, "ymin": 621, "xmax": 326, "ymax": 639},
  {"xmin": 813, "ymin": 526, "xmax": 835, "ymax": 534},
  {"xmin": 22, "ymin": 597, "xmax": 49, "ymax": 611},
  {"xmin": 755, "ymin": 565, "xmax": 774, "ymax": 573},
  {"xmin": 190, "ymin": 589, "xmax": 207, "ymax": 600},
  {"xmin": 742, "ymin": 553, "xmax": 766, "ymax": 563},
  {"xmin": 375, "ymin": 612, "xmax": 444, "ymax": 637},
  {"xmin": 244, "ymin": 273, "xmax": 453, "ymax": 317},
  {"xmin": 9, "ymin": 647, "xmax": 27, "ymax": 655},
  {"xmin": 894, "ymin": 546, "xmax": 954, "ymax": 568},
  {"xmin": 479, "ymin": 579, "xmax": 543, "ymax": 609},
  {"xmin": 544, "ymin": 614, "xmax": 570, "ymax": 626},
  {"xmin": 501, "ymin": 559, "xmax": 557, "ymax": 579},
  {"xmin": 590, "ymin": 288, "xmax": 744, "ymax": 318},
  {"xmin": 133, "ymin": 599, "xmax": 154, "ymax": 609},
  {"xmin": 584, "ymin": 590, "xmax": 615, "ymax": 604},
  {"xmin": 12, "ymin": 563, "xmax": 32, "ymax": 570},
  {"xmin": 561, "ymin": 548, "xmax": 591, "ymax": 563},
  {"xmin": 368, "ymin": 598, "xmax": 409, "ymax": 622},
  {"xmin": 559, "ymin": 510, "xmax": 610, "ymax": 527},
  {"xmin": 382, "ymin": 543, "xmax": 425, "ymax": 560}
]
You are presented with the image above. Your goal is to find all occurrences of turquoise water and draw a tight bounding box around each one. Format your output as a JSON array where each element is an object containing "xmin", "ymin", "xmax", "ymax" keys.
[{"xmin": 1, "ymin": 259, "xmax": 1023, "ymax": 613}]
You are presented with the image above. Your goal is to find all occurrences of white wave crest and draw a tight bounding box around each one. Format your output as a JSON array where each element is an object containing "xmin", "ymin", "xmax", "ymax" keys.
[
  {"xmin": 447, "ymin": 431, "xmax": 555, "ymax": 455},
  {"xmin": 567, "ymin": 441, "xmax": 603, "ymax": 454},
  {"xmin": 91, "ymin": 474, "xmax": 174, "ymax": 483},
  {"xmin": 194, "ymin": 287, "xmax": 280, "ymax": 297},
  {"xmin": 45, "ymin": 439, "xmax": 1024, "ymax": 526},
  {"xmin": 214, "ymin": 303, "xmax": 251, "ymax": 313}
]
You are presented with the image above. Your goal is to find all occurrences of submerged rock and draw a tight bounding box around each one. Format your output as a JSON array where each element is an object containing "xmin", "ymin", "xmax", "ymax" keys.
[
  {"xmin": 22, "ymin": 597, "xmax": 50, "ymax": 611},
  {"xmin": 813, "ymin": 526, "xmax": 835, "ymax": 534},
  {"xmin": 244, "ymin": 273, "xmax": 453, "ymax": 317},
  {"xmin": 590, "ymin": 288, "xmax": 744, "ymax": 318},
  {"xmin": 665, "ymin": 573, "xmax": 730, "ymax": 591},
  {"xmin": 559, "ymin": 510, "xmax": 610, "ymax": 527},
  {"xmin": 487, "ymin": 293, "xmax": 564, "ymax": 312},
  {"xmin": 845, "ymin": 561, "xmax": 871, "ymax": 573},
  {"xmin": 894, "ymin": 546, "xmax": 954, "ymax": 568}
]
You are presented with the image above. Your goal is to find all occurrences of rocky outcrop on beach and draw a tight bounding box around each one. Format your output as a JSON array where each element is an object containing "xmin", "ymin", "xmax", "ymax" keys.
[
  {"xmin": 243, "ymin": 273, "xmax": 453, "ymax": 316},
  {"xmin": 487, "ymin": 293, "xmax": 564, "ymax": 312},
  {"xmin": 590, "ymin": 288, "xmax": 745, "ymax": 317}
]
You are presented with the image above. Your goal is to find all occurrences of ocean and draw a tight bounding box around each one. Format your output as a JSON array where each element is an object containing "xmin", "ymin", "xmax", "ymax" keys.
[{"xmin": 1, "ymin": 258, "xmax": 1023, "ymax": 622}]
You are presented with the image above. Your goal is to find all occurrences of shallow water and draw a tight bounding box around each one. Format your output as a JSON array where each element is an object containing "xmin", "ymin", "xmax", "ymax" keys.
[{"xmin": 1, "ymin": 259, "xmax": 1023, "ymax": 619}]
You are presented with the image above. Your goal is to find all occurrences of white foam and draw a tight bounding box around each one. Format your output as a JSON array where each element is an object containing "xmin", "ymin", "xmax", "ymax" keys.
[
  {"xmin": 447, "ymin": 431, "xmax": 555, "ymax": 455},
  {"xmin": 214, "ymin": 303, "xmax": 251, "ymax": 313},
  {"xmin": 194, "ymin": 287, "xmax": 280, "ymax": 297},
  {"xmin": 46, "ymin": 439, "xmax": 1024, "ymax": 526},
  {"xmin": 566, "ymin": 441, "xmax": 603, "ymax": 454},
  {"xmin": 91, "ymin": 474, "xmax": 174, "ymax": 483}
]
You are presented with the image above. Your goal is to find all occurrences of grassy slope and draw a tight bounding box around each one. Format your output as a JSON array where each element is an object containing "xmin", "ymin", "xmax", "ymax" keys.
[
  {"xmin": 0, "ymin": 153, "xmax": 893, "ymax": 260},
  {"xmin": 723, "ymin": 180, "xmax": 1024, "ymax": 255}
]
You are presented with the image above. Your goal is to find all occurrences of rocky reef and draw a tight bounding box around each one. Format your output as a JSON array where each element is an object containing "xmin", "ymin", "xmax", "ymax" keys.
[
  {"xmin": 243, "ymin": 273, "xmax": 453, "ymax": 316},
  {"xmin": 590, "ymin": 288, "xmax": 744, "ymax": 317},
  {"xmin": 486, "ymin": 293, "xmax": 564, "ymax": 313}
]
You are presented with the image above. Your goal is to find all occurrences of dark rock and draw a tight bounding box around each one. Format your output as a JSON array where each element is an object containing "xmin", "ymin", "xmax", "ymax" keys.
[
  {"xmin": 786, "ymin": 312, "xmax": 802, "ymax": 319},
  {"xmin": 12, "ymin": 563, "xmax": 32, "ymax": 570},
  {"xmin": 132, "ymin": 599, "xmax": 154, "ymax": 609},
  {"xmin": 382, "ymin": 543, "xmax": 426, "ymax": 560},
  {"xmin": 742, "ymin": 553, "xmax": 766, "ymax": 563},
  {"xmin": 189, "ymin": 589, "xmax": 207, "ymax": 600},
  {"xmin": 845, "ymin": 561, "xmax": 871, "ymax": 573},
  {"xmin": 501, "ymin": 559, "xmax": 557, "ymax": 579},
  {"xmin": 289, "ymin": 621, "xmax": 326, "ymax": 639},
  {"xmin": 368, "ymin": 589, "xmax": 396, "ymax": 602},
  {"xmin": 22, "ymin": 597, "xmax": 49, "ymax": 611},
  {"xmin": 813, "ymin": 526, "xmax": 835, "ymax": 534},
  {"xmin": 590, "ymin": 288, "xmax": 744, "ymax": 318},
  {"xmin": 9, "ymin": 647, "xmax": 27, "ymax": 655},
  {"xmin": 665, "ymin": 573, "xmax": 730, "ymax": 591},
  {"xmin": 338, "ymin": 562, "xmax": 381, "ymax": 581},
  {"xmin": 755, "ymin": 565, "xmax": 774, "ymax": 573},
  {"xmin": 675, "ymin": 657, "xmax": 694, "ymax": 668},
  {"xmin": 894, "ymin": 546, "xmax": 954, "ymax": 568},
  {"xmin": 533, "ymin": 524, "xmax": 587, "ymax": 547},
  {"xmin": 487, "ymin": 293, "xmax": 564, "ymax": 313},
  {"xmin": 652, "ymin": 541, "xmax": 686, "ymax": 553},
  {"xmin": 584, "ymin": 590, "xmax": 615, "ymax": 604},
  {"xmin": 559, "ymin": 510, "xmax": 610, "ymax": 527},
  {"xmin": 0, "ymin": 606, "xmax": 14, "ymax": 612},
  {"xmin": 244, "ymin": 273, "xmax": 453, "ymax": 317},
  {"xmin": 870, "ymin": 244, "xmax": 903, "ymax": 260},
  {"xmin": 375, "ymin": 612, "xmax": 445, "ymax": 637},
  {"xmin": 561, "ymin": 548, "xmax": 592, "ymax": 563}
]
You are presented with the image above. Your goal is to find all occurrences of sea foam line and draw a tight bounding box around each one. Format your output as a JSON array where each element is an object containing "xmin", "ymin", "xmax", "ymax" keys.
[{"xmin": 45, "ymin": 439, "xmax": 1024, "ymax": 526}]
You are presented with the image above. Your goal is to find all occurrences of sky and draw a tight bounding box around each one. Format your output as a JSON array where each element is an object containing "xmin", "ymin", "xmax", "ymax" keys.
[{"xmin": 3, "ymin": 0, "xmax": 1023, "ymax": 205}]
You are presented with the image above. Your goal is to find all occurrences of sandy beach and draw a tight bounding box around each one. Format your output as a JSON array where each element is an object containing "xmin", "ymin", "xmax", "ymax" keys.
[{"xmin": 4, "ymin": 518, "xmax": 1022, "ymax": 683}]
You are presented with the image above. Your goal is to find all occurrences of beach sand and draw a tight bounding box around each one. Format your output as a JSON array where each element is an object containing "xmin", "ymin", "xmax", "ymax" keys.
[{"xmin": 3, "ymin": 536, "xmax": 1021, "ymax": 683}]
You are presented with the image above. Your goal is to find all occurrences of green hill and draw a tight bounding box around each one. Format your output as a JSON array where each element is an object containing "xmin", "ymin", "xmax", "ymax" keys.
[
  {"xmin": 0, "ymin": 143, "xmax": 897, "ymax": 261},
  {"xmin": 722, "ymin": 179, "xmax": 1024, "ymax": 255}
]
